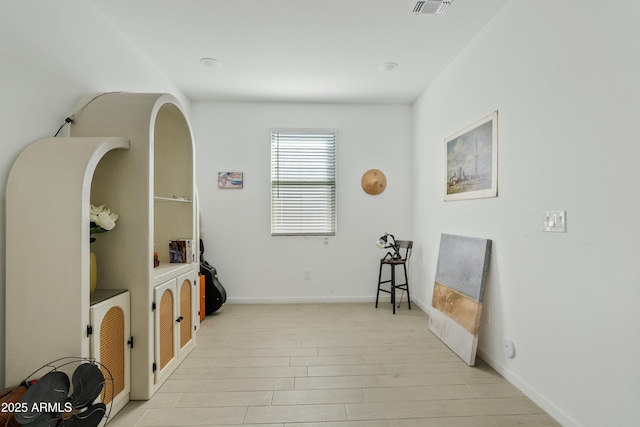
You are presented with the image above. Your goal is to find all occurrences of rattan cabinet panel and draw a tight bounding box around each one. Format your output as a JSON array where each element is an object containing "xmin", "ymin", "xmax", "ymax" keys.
[{"xmin": 90, "ymin": 291, "xmax": 130, "ymax": 419}]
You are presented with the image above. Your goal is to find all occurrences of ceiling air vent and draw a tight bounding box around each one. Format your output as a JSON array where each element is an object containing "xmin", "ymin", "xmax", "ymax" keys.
[{"xmin": 409, "ymin": 0, "xmax": 455, "ymax": 15}]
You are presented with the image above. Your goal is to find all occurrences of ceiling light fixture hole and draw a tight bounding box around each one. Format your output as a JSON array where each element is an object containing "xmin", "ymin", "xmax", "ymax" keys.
[
  {"xmin": 200, "ymin": 57, "xmax": 222, "ymax": 69},
  {"xmin": 379, "ymin": 62, "xmax": 398, "ymax": 72}
]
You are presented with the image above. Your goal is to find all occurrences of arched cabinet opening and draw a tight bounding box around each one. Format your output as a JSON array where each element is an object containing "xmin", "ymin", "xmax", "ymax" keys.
[{"xmin": 5, "ymin": 93, "xmax": 199, "ymax": 415}]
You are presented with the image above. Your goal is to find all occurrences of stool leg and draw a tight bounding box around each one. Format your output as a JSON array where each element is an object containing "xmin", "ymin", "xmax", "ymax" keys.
[
  {"xmin": 391, "ymin": 265, "xmax": 396, "ymax": 314},
  {"xmin": 403, "ymin": 263, "xmax": 411, "ymax": 310},
  {"xmin": 375, "ymin": 261, "xmax": 383, "ymax": 308}
]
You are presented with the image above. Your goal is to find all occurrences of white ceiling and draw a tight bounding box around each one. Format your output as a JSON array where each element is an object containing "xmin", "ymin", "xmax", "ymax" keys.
[{"xmin": 92, "ymin": 0, "xmax": 508, "ymax": 104}]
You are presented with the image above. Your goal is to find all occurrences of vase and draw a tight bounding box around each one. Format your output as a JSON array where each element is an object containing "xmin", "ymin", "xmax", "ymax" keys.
[{"xmin": 90, "ymin": 251, "xmax": 98, "ymax": 293}]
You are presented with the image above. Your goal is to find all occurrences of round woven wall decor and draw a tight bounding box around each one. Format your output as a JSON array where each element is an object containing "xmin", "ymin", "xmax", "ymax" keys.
[{"xmin": 361, "ymin": 169, "xmax": 387, "ymax": 195}]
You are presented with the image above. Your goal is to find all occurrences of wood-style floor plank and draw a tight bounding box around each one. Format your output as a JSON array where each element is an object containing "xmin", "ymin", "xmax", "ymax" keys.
[{"xmin": 106, "ymin": 303, "xmax": 560, "ymax": 426}]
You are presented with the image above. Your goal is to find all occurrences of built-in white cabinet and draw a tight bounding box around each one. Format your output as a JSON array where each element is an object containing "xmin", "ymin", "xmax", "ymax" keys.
[
  {"xmin": 90, "ymin": 290, "xmax": 131, "ymax": 417},
  {"xmin": 5, "ymin": 93, "xmax": 198, "ymax": 405},
  {"xmin": 153, "ymin": 271, "xmax": 197, "ymax": 384},
  {"xmin": 71, "ymin": 93, "xmax": 198, "ymax": 399},
  {"xmin": 5, "ymin": 136, "xmax": 129, "ymax": 388},
  {"xmin": 5, "ymin": 136, "xmax": 132, "ymax": 419}
]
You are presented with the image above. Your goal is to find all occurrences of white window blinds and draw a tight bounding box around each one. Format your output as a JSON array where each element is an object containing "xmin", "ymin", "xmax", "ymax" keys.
[{"xmin": 271, "ymin": 130, "xmax": 336, "ymax": 236}]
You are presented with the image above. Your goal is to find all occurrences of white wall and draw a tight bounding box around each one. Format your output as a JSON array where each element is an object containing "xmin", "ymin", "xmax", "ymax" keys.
[
  {"xmin": 192, "ymin": 102, "xmax": 412, "ymax": 302},
  {"xmin": 0, "ymin": 0, "xmax": 188, "ymax": 387},
  {"xmin": 412, "ymin": 1, "xmax": 640, "ymax": 426},
  {"xmin": 5, "ymin": 0, "xmax": 637, "ymax": 423}
]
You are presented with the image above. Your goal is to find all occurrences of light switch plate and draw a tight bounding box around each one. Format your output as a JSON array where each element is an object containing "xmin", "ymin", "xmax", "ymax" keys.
[{"xmin": 541, "ymin": 210, "xmax": 566, "ymax": 232}]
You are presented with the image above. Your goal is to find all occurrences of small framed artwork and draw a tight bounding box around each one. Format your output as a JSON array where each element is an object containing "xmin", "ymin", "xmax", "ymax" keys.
[
  {"xmin": 218, "ymin": 172, "xmax": 243, "ymax": 189},
  {"xmin": 444, "ymin": 111, "xmax": 498, "ymax": 201}
]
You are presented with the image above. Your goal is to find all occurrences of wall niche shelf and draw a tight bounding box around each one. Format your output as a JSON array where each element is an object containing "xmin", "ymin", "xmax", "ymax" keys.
[
  {"xmin": 6, "ymin": 93, "xmax": 199, "ymax": 410},
  {"xmin": 154, "ymin": 195, "xmax": 193, "ymax": 203},
  {"xmin": 91, "ymin": 289, "xmax": 128, "ymax": 306}
]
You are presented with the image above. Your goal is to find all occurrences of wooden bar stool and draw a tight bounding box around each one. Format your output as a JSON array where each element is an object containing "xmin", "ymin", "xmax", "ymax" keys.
[{"xmin": 375, "ymin": 240, "xmax": 413, "ymax": 314}]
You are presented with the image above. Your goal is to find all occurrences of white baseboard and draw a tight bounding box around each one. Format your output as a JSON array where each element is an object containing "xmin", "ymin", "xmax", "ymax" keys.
[
  {"xmin": 385, "ymin": 299, "xmax": 574, "ymax": 426},
  {"xmin": 227, "ymin": 295, "xmax": 429, "ymax": 307},
  {"xmin": 411, "ymin": 298, "xmax": 429, "ymax": 314},
  {"xmin": 224, "ymin": 296, "xmax": 435, "ymax": 325},
  {"xmin": 417, "ymin": 301, "xmax": 572, "ymax": 425},
  {"xmin": 226, "ymin": 296, "xmax": 378, "ymax": 304},
  {"xmin": 476, "ymin": 349, "xmax": 577, "ymax": 426}
]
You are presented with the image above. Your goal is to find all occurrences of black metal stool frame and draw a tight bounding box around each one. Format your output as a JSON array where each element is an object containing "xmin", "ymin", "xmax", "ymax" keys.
[{"xmin": 375, "ymin": 240, "xmax": 413, "ymax": 314}]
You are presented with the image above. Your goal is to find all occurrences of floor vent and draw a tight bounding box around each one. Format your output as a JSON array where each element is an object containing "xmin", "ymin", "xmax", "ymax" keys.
[{"xmin": 409, "ymin": 0, "xmax": 455, "ymax": 15}]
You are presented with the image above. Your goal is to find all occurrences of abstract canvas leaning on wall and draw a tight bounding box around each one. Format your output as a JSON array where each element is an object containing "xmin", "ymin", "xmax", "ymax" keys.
[{"xmin": 428, "ymin": 233, "xmax": 492, "ymax": 366}]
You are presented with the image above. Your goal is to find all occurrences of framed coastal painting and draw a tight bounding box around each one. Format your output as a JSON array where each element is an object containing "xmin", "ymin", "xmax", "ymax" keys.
[
  {"xmin": 444, "ymin": 111, "xmax": 498, "ymax": 201},
  {"xmin": 218, "ymin": 172, "xmax": 243, "ymax": 189}
]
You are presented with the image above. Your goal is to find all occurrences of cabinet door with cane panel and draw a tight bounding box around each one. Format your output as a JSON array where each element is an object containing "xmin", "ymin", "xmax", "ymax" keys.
[
  {"xmin": 89, "ymin": 291, "xmax": 131, "ymax": 418},
  {"xmin": 153, "ymin": 271, "xmax": 196, "ymax": 384}
]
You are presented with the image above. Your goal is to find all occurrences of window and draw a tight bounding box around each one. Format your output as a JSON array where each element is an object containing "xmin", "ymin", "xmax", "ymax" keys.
[{"xmin": 271, "ymin": 130, "xmax": 336, "ymax": 236}]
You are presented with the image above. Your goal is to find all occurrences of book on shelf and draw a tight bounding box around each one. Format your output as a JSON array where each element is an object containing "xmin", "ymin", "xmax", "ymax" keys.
[{"xmin": 169, "ymin": 239, "xmax": 196, "ymax": 264}]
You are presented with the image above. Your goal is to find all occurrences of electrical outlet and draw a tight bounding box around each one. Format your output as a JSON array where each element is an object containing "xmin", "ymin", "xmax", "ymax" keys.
[
  {"xmin": 503, "ymin": 337, "xmax": 516, "ymax": 358},
  {"xmin": 541, "ymin": 210, "xmax": 566, "ymax": 232},
  {"xmin": 304, "ymin": 269, "xmax": 311, "ymax": 280}
]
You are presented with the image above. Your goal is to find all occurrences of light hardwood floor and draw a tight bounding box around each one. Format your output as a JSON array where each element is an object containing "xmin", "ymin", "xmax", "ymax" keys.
[{"xmin": 108, "ymin": 303, "xmax": 560, "ymax": 426}]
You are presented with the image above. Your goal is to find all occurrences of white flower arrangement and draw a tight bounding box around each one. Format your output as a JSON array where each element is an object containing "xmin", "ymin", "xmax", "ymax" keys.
[{"xmin": 90, "ymin": 204, "xmax": 118, "ymax": 243}]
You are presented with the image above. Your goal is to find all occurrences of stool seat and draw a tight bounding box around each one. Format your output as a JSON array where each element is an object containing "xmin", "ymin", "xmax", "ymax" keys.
[
  {"xmin": 382, "ymin": 259, "xmax": 406, "ymax": 265},
  {"xmin": 376, "ymin": 240, "xmax": 412, "ymax": 314}
]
